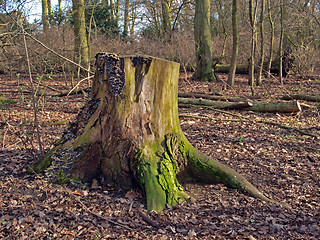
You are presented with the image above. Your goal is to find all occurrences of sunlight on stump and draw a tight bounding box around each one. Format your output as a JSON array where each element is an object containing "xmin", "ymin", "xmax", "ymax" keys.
[{"xmin": 30, "ymin": 53, "xmax": 272, "ymax": 212}]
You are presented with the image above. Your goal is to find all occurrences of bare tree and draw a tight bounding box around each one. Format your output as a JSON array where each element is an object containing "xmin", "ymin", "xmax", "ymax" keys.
[
  {"xmin": 248, "ymin": 0, "xmax": 258, "ymax": 87},
  {"xmin": 72, "ymin": 0, "xmax": 90, "ymax": 69},
  {"xmin": 266, "ymin": 0, "xmax": 274, "ymax": 78},
  {"xmin": 194, "ymin": 0, "xmax": 214, "ymax": 82},
  {"xmin": 256, "ymin": 0, "xmax": 265, "ymax": 85},
  {"xmin": 42, "ymin": 0, "xmax": 49, "ymax": 32},
  {"xmin": 279, "ymin": 0, "xmax": 284, "ymax": 83},
  {"xmin": 227, "ymin": 0, "xmax": 238, "ymax": 87}
]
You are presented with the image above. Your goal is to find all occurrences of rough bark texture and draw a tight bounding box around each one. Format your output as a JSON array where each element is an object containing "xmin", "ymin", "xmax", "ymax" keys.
[
  {"xmin": 279, "ymin": 0, "xmax": 284, "ymax": 83},
  {"xmin": 72, "ymin": 0, "xmax": 90, "ymax": 68},
  {"xmin": 123, "ymin": 0, "xmax": 129, "ymax": 38},
  {"xmin": 30, "ymin": 53, "xmax": 270, "ymax": 212},
  {"xmin": 257, "ymin": 0, "xmax": 265, "ymax": 86},
  {"xmin": 227, "ymin": 0, "xmax": 238, "ymax": 87},
  {"xmin": 179, "ymin": 97, "xmax": 301, "ymax": 113},
  {"xmin": 194, "ymin": 0, "xmax": 215, "ymax": 82},
  {"xmin": 161, "ymin": 0, "xmax": 172, "ymax": 33},
  {"xmin": 266, "ymin": 0, "xmax": 274, "ymax": 79},
  {"xmin": 42, "ymin": 0, "xmax": 49, "ymax": 32},
  {"xmin": 179, "ymin": 98, "xmax": 253, "ymax": 110},
  {"xmin": 178, "ymin": 92, "xmax": 257, "ymax": 102},
  {"xmin": 281, "ymin": 94, "xmax": 320, "ymax": 102}
]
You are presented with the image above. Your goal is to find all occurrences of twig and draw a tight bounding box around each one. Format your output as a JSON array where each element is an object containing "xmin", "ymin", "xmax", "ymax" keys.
[
  {"xmin": 67, "ymin": 75, "xmax": 93, "ymax": 96},
  {"xmin": 24, "ymin": 32, "xmax": 94, "ymax": 75},
  {"xmin": 37, "ymin": 82, "xmax": 62, "ymax": 93},
  {"xmin": 181, "ymin": 66, "xmax": 197, "ymax": 92},
  {"xmin": 2, "ymin": 128, "xmax": 8, "ymax": 150},
  {"xmin": 21, "ymin": 25, "xmax": 44, "ymax": 156},
  {"xmin": 263, "ymin": 121, "xmax": 319, "ymax": 138},
  {"xmin": 138, "ymin": 210, "xmax": 160, "ymax": 227},
  {"xmin": 179, "ymin": 114, "xmax": 245, "ymax": 122}
]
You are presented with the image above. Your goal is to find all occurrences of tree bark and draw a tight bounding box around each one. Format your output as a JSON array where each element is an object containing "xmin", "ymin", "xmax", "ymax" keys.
[
  {"xmin": 161, "ymin": 0, "xmax": 172, "ymax": 33},
  {"xmin": 215, "ymin": 64, "xmax": 249, "ymax": 74},
  {"xmin": 279, "ymin": 0, "xmax": 284, "ymax": 83},
  {"xmin": 248, "ymin": 0, "xmax": 258, "ymax": 87},
  {"xmin": 72, "ymin": 0, "xmax": 90, "ymax": 70},
  {"xmin": 194, "ymin": 0, "xmax": 215, "ymax": 82},
  {"xmin": 47, "ymin": 0, "xmax": 53, "ymax": 26},
  {"xmin": 178, "ymin": 92, "xmax": 258, "ymax": 102},
  {"xmin": 179, "ymin": 97, "xmax": 302, "ymax": 113},
  {"xmin": 266, "ymin": 0, "xmax": 274, "ymax": 78},
  {"xmin": 256, "ymin": 0, "xmax": 265, "ymax": 86},
  {"xmin": 30, "ymin": 53, "xmax": 270, "ymax": 212},
  {"xmin": 123, "ymin": 0, "xmax": 129, "ymax": 38},
  {"xmin": 281, "ymin": 94, "xmax": 320, "ymax": 102},
  {"xmin": 179, "ymin": 97, "xmax": 253, "ymax": 109},
  {"xmin": 130, "ymin": 1, "xmax": 137, "ymax": 38},
  {"xmin": 42, "ymin": 0, "xmax": 49, "ymax": 32},
  {"xmin": 227, "ymin": 0, "xmax": 238, "ymax": 87}
]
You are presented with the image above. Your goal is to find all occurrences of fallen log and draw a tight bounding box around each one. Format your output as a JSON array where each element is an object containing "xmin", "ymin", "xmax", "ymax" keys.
[
  {"xmin": 178, "ymin": 97, "xmax": 302, "ymax": 113},
  {"xmin": 281, "ymin": 94, "xmax": 320, "ymax": 102},
  {"xmin": 180, "ymin": 108, "xmax": 318, "ymax": 139},
  {"xmin": 244, "ymin": 100, "xmax": 301, "ymax": 113},
  {"xmin": 178, "ymin": 92, "xmax": 260, "ymax": 102},
  {"xmin": 215, "ymin": 64, "xmax": 249, "ymax": 74},
  {"xmin": 178, "ymin": 97, "xmax": 253, "ymax": 109}
]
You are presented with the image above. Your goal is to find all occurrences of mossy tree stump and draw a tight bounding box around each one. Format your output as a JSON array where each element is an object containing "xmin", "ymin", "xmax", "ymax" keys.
[{"xmin": 31, "ymin": 53, "xmax": 270, "ymax": 212}]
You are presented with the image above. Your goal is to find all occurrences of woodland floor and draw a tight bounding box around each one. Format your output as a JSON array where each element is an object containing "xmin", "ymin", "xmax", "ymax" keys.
[{"xmin": 0, "ymin": 72, "xmax": 319, "ymax": 239}]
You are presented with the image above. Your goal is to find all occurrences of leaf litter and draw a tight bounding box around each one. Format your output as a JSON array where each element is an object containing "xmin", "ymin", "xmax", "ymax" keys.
[{"xmin": 0, "ymin": 73, "xmax": 320, "ymax": 239}]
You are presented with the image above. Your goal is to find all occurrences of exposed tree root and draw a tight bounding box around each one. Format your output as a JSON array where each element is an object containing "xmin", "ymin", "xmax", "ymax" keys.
[{"xmin": 178, "ymin": 136, "xmax": 272, "ymax": 203}]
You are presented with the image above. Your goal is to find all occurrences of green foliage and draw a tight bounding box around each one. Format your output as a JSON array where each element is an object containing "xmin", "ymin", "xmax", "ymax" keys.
[{"xmin": 36, "ymin": 75, "xmax": 43, "ymax": 82}]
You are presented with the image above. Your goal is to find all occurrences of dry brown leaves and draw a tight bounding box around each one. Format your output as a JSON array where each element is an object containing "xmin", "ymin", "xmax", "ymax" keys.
[{"xmin": 1, "ymin": 73, "xmax": 320, "ymax": 239}]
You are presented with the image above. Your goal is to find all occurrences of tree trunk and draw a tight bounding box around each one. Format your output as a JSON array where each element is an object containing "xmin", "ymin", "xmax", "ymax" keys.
[
  {"xmin": 194, "ymin": 0, "xmax": 215, "ymax": 82},
  {"xmin": 130, "ymin": 1, "xmax": 137, "ymax": 39},
  {"xmin": 161, "ymin": 0, "xmax": 172, "ymax": 33},
  {"xmin": 227, "ymin": 0, "xmax": 238, "ymax": 87},
  {"xmin": 256, "ymin": 0, "xmax": 265, "ymax": 86},
  {"xmin": 248, "ymin": 0, "xmax": 258, "ymax": 87},
  {"xmin": 42, "ymin": 0, "xmax": 49, "ymax": 32},
  {"xmin": 123, "ymin": 0, "xmax": 129, "ymax": 38},
  {"xmin": 266, "ymin": 0, "xmax": 274, "ymax": 78},
  {"xmin": 279, "ymin": 0, "xmax": 284, "ymax": 83},
  {"xmin": 47, "ymin": 0, "xmax": 53, "ymax": 26},
  {"xmin": 72, "ymin": 0, "xmax": 90, "ymax": 69},
  {"xmin": 30, "ymin": 53, "xmax": 270, "ymax": 212}
]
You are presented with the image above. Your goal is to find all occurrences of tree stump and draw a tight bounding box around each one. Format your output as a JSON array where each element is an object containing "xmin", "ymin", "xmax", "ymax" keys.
[{"xmin": 30, "ymin": 53, "xmax": 270, "ymax": 211}]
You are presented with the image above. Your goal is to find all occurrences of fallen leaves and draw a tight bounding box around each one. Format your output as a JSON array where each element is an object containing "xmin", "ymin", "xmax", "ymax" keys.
[{"xmin": 1, "ymin": 74, "xmax": 320, "ymax": 239}]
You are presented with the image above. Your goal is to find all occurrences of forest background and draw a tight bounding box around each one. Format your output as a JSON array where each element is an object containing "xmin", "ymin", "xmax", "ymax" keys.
[{"xmin": 0, "ymin": 0, "xmax": 319, "ymax": 80}]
